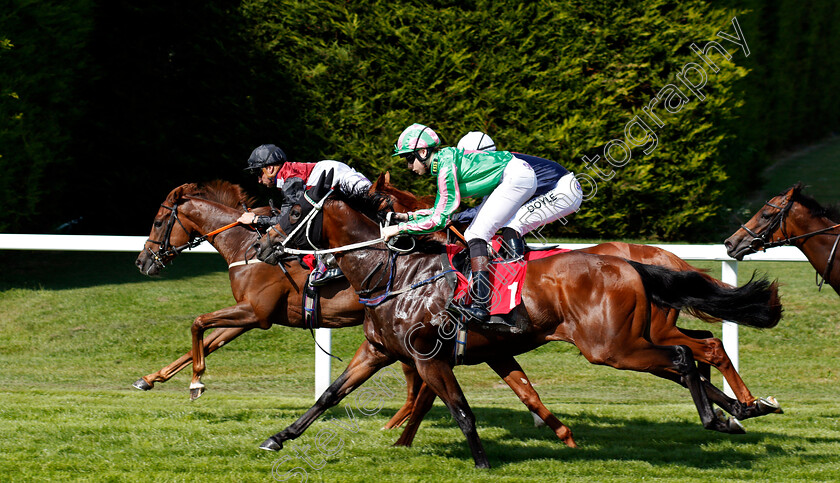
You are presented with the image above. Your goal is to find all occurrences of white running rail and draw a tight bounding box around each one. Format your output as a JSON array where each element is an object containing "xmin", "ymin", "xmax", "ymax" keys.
[{"xmin": 0, "ymin": 234, "xmax": 807, "ymax": 399}]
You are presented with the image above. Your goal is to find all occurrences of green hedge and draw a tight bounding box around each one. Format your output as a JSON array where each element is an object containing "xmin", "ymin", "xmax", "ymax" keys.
[
  {"xmin": 0, "ymin": 1, "xmax": 95, "ymax": 233},
  {"xmin": 1, "ymin": 1, "xmax": 839, "ymax": 240},
  {"xmin": 240, "ymin": 0, "xmax": 752, "ymax": 240}
]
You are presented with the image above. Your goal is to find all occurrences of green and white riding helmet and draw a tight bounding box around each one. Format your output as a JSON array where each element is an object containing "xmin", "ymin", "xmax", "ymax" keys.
[{"xmin": 393, "ymin": 123, "xmax": 442, "ymax": 165}]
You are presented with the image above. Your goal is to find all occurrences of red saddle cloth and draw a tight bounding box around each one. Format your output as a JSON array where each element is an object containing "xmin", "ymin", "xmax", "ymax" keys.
[{"xmin": 447, "ymin": 238, "xmax": 570, "ymax": 315}]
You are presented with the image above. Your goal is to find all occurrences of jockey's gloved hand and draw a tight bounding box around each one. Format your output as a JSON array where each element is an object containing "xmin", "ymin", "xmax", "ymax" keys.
[
  {"xmin": 381, "ymin": 224, "xmax": 402, "ymax": 241},
  {"xmin": 386, "ymin": 212, "xmax": 410, "ymax": 225}
]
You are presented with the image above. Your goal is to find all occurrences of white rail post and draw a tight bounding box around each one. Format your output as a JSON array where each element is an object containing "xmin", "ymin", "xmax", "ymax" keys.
[
  {"xmin": 721, "ymin": 260, "xmax": 739, "ymax": 398},
  {"xmin": 314, "ymin": 328, "xmax": 332, "ymax": 400}
]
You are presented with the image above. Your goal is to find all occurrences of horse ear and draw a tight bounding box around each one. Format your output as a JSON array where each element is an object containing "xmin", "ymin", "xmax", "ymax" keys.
[
  {"xmin": 170, "ymin": 183, "xmax": 191, "ymax": 203},
  {"xmin": 323, "ymin": 168, "xmax": 335, "ymax": 192},
  {"xmin": 310, "ymin": 171, "xmax": 328, "ymax": 198},
  {"xmin": 372, "ymin": 172, "xmax": 387, "ymax": 193},
  {"xmin": 384, "ymin": 171, "xmax": 391, "ymax": 186},
  {"xmin": 309, "ymin": 168, "xmax": 335, "ymax": 201}
]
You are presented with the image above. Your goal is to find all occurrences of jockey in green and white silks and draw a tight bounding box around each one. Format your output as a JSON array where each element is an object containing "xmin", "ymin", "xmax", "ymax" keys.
[
  {"xmin": 383, "ymin": 123, "xmax": 537, "ymax": 328},
  {"xmin": 455, "ymin": 131, "xmax": 584, "ymax": 259}
]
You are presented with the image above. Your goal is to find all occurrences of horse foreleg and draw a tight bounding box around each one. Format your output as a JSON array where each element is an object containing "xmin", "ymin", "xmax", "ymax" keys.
[
  {"xmin": 486, "ymin": 357, "xmax": 576, "ymax": 448},
  {"xmin": 414, "ymin": 358, "xmax": 490, "ymax": 469},
  {"xmin": 383, "ymin": 363, "xmax": 425, "ymax": 430},
  {"xmin": 260, "ymin": 340, "xmax": 395, "ymax": 452},
  {"xmin": 134, "ymin": 327, "xmax": 250, "ymax": 390},
  {"xmin": 190, "ymin": 302, "xmax": 265, "ymax": 400}
]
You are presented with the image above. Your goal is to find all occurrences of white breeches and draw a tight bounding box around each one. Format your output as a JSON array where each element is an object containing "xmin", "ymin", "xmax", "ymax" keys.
[
  {"xmin": 463, "ymin": 157, "xmax": 537, "ymax": 242},
  {"xmin": 505, "ymin": 172, "xmax": 583, "ymax": 235}
]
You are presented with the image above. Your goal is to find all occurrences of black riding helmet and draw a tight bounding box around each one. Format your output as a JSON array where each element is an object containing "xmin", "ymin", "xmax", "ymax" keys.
[{"xmin": 245, "ymin": 144, "xmax": 287, "ymax": 174}]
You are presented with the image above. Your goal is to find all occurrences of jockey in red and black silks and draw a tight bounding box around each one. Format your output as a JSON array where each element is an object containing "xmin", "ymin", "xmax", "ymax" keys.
[{"xmin": 238, "ymin": 144, "xmax": 372, "ymax": 286}]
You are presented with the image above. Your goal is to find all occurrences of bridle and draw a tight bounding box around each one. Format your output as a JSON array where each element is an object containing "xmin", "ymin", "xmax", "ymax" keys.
[
  {"xmin": 144, "ymin": 202, "xmax": 192, "ymax": 269},
  {"xmin": 742, "ymin": 192, "xmax": 840, "ymax": 290},
  {"xmin": 739, "ymin": 197, "xmax": 795, "ymax": 253},
  {"xmin": 265, "ymin": 188, "xmax": 413, "ymax": 257},
  {"xmin": 145, "ymin": 199, "xmax": 260, "ymax": 270}
]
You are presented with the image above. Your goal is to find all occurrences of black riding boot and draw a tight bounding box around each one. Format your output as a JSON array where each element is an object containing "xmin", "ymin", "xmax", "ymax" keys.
[
  {"xmin": 310, "ymin": 254, "xmax": 345, "ymax": 286},
  {"xmin": 460, "ymin": 255, "xmax": 491, "ymax": 323},
  {"xmin": 501, "ymin": 227, "xmax": 525, "ymax": 261}
]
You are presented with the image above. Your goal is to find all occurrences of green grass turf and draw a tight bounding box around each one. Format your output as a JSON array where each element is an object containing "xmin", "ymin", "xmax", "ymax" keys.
[{"xmin": 1, "ymin": 251, "xmax": 839, "ymax": 481}]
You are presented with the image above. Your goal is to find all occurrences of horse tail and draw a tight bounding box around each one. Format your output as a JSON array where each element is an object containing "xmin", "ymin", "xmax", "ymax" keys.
[
  {"xmin": 648, "ymin": 254, "xmax": 731, "ymax": 324},
  {"xmin": 626, "ymin": 261, "xmax": 783, "ymax": 329}
]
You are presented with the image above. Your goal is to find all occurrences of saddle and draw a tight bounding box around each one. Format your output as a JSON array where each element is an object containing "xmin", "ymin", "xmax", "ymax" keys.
[
  {"xmin": 444, "ymin": 237, "xmax": 570, "ymax": 317},
  {"xmin": 441, "ymin": 239, "xmax": 570, "ymax": 363}
]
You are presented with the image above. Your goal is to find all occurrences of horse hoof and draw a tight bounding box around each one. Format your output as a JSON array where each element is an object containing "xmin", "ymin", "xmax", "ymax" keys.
[
  {"xmin": 727, "ymin": 416, "xmax": 746, "ymax": 434},
  {"xmin": 189, "ymin": 382, "xmax": 206, "ymax": 401},
  {"xmin": 757, "ymin": 396, "xmax": 783, "ymax": 414},
  {"xmin": 714, "ymin": 408, "xmax": 745, "ymax": 434},
  {"xmin": 260, "ymin": 437, "xmax": 283, "ymax": 451},
  {"xmin": 132, "ymin": 378, "xmax": 153, "ymax": 391}
]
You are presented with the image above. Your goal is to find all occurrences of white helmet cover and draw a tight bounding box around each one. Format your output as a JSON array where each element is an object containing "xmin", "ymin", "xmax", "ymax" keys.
[{"xmin": 457, "ymin": 131, "xmax": 496, "ymax": 152}]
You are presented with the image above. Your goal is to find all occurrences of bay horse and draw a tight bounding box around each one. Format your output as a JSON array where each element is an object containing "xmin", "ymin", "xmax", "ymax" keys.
[
  {"xmin": 255, "ymin": 176, "xmax": 783, "ymax": 468},
  {"xmin": 725, "ymin": 182, "xmax": 840, "ymax": 296}
]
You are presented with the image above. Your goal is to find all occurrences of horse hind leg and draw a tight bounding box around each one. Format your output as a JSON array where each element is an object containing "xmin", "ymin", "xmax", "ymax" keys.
[
  {"xmin": 589, "ymin": 339, "xmax": 744, "ymax": 434},
  {"xmin": 700, "ymin": 378, "xmax": 783, "ymax": 421},
  {"xmin": 666, "ymin": 344, "xmax": 745, "ymax": 434},
  {"xmin": 383, "ymin": 363, "xmax": 425, "ymax": 430},
  {"xmin": 393, "ymin": 381, "xmax": 436, "ymax": 447},
  {"xmin": 649, "ymin": 309, "xmax": 759, "ymax": 406}
]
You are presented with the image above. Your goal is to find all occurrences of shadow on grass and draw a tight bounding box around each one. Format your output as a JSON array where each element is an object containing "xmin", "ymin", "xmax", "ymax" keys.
[
  {"xmin": 376, "ymin": 405, "xmax": 814, "ymax": 469},
  {"xmin": 0, "ymin": 251, "xmax": 227, "ymax": 291}
]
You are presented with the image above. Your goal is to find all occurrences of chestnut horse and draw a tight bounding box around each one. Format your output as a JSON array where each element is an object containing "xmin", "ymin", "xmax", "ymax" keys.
[
  {"xmin": 134, "ymin": 180, "xmax": 374, "ymax": 400},
  {"xmin": 255, "ymin": 177, "xmax": 783, "ymax": 468},
  {"xmin": 725, "ymin": 182, "xmax": 840, "ymax": 296}
]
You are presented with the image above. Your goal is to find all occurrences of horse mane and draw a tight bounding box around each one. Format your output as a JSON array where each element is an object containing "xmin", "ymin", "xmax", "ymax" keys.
[
  {"xmin": 329, "ymin": 189, "xmax": 392, "ymax": 223},
  {"xmin": 789, "ymin": 183, "xmax": 840, "ymax": 223},
  {"xmin": 175, "ymin": 180, "xmax": 257, "ymax": 209},
  {"xmin": 328, "ymin": 188, "xmax": 446, "ymax": 253}
]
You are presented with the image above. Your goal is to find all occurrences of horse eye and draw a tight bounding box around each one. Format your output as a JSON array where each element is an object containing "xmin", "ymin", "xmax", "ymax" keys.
[
  {"xmin": 760, "ymin": 212, "xmax": 772, "ymax": 220},
  {"xmin": 154, "ymin": 220, "xmax": 163, "ymax": 228},
  {"xmin": 290, "ymin": 207, "xmax": 302, "ymax": 224}
]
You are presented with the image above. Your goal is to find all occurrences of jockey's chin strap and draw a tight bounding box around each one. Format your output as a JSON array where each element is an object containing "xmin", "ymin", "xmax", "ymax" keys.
[{"xmin": 743, "ymin": 198, "xmax": 840, "ymax": 290}]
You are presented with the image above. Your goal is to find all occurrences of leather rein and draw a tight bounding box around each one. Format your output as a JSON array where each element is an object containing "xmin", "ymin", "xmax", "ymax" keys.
[{"xmin": 144, "ymin": 199, "xmax": 260, "ymax": 270}]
